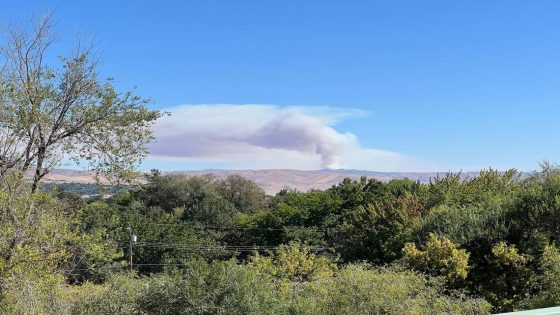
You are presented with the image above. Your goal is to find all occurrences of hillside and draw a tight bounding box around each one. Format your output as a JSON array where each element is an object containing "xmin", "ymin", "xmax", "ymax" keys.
[{"xmin": 44, "ymin": 169, "xmax": 490, "ymax": 195}]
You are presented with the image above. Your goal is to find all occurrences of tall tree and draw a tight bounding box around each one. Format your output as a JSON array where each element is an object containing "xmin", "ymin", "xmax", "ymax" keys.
[
  {"xmin": 0, "ymin": 14, "xmax": 162, "ymax": 191},
  {"xmin": 216, "ymin": 175, "xmax": 268, "ymax": 214}
]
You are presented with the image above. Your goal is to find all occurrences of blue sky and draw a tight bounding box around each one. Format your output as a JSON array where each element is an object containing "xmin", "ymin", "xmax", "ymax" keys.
[{"xmin": 2, "ymin": 1, "xmax": 559, "ymax": 171}]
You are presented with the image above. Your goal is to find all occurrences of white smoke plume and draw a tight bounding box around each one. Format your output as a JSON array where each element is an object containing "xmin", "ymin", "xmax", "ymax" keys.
[{"xmin": 149, "ymin": 104, "xmax": 432, "ymax": 171}]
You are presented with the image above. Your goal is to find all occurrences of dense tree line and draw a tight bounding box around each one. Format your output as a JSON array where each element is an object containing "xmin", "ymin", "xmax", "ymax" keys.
[{"xmin": 3, "ymin": 165, "xmax": 560, "ymax": 313}]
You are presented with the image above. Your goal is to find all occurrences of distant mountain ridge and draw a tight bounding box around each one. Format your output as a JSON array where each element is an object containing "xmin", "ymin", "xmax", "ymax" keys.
[{"xmin": 43, "ymin": 168, "xmax": 512, "ymax": 195}]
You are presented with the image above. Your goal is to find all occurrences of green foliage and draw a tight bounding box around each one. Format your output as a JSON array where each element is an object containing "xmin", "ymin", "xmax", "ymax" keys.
[
  {"xmin": 427, "ymin": 169, "xmax": 519, "ymax": 209},
  {"xmin": 413, "ymin": 203, "xmax": 509, "ymax": 249},
  {"xmin": 68, "ymin": 274, "xmax": 141, "ymax": 315},
  {"xmin": 0, "ymin": 16, "xmax": 163, "ymax": 189},
  {"xmin": 0, "ymin": 173, "xmax": 121, "ymax": 312},
  {"xmin": 481, "ymin": 242, "xmax": 534, "ymax": 312},
  {"xmin": 522, "ymin": 245, "xmax": 560, "ymax": 309},
  {"xmin": 69, "ymin": 261, "xmax": 281, "ymax": 315},
  {"xmin": 329, "ymin": 177, "xmax": 392, "ymax": 211},
  {"xmin": 248, "ymin": 243, "xmax": 337, "ymax": 282},
  {"xmin": 402, "ymin": 233, "xmax": 470, "ymax": 285},
  {"xmin": 337, "ymin": 194, "xmax": 423, "ymax": 263},
  {"xmin": 303, "ymin": 265, "xmax": 491, "ymax": 315},
  {"xmin": 216, "ymin": 175, "xmax": 268, "ymax": 214},
  {"xmin": 67, "ymin": 262, "xmax": 490, "ymax": 315},
  {"xmin": 507, "ymin": 163, "xmax": 560, "ymax": 253},
  {"xmin": 137, "ymin": 260, "xmax": 281, "ymax": 315},
  {"xmin": 5, "ymin": 159, "xmax": 560, "ymax": 313},
  {"xmin": 76, "ymin": 195, "xmax": 226, "ymax": 274},
  {"xmin": 237, "ymin": 189, "xmax": 340, "ymax": 246},
  {"xmin": 0, "ymin": 272, "xmax": 70, "ymax": 314},
  {"xmin": 141, "ymin": 173, "xmax": 236, "ymax": 228}
]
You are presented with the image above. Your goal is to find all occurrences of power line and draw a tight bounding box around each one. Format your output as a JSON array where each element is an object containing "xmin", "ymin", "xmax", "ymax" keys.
[
  {"xmin": 130, "ymin": 242, "xmax": 327, "ymax": 252},
  {"xmin": 134, "ymin": 222, "xmax": 327, "ymax": 233}
]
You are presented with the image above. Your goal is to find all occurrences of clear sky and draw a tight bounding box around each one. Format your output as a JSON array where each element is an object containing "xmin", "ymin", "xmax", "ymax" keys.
[{"xmin": 2, "ymin": 0, "xmax": 559, "ymax": 172}]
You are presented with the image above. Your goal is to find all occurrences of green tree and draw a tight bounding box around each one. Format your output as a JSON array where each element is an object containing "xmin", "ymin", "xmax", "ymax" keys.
[
  {"xmin": 426, "ymin": 169, "xmax": 519, "ymax": 210},
  {"xmin": 0, "ymin": 173, "xmax": 121, "ymax": 312},
  {"xmin": 234, "ymin": 189, "xmax": 340, "ymax": 247},
  {"xmin": 141, "ymin": 173, "xmax": 236, "ymax": 228},
  {"xmin": 216, "ymin": 175, "xmax": 268, "ymax": 214},
  {"xmin": 522, "ymin": 245, "xmax": 560, "ymax": 309},
  {"xmin": 402, "ymin": 233, "xmax": 470, "ymax": 286},
  {"xmin": 507, "ymin": 163, "xmax": 560, "ymax": 253},
  {"xmin": 75, "ymin": 195, "xmax": 227, "ymax": 274},
  {"xmin": 337, "ymin": 194, "xmax": 423, "ymax": 264},
  {"xmin": 480, "ymin": 242, "xmax": 534, "ymax": 312},
  {"xmin": 248, "ymin": 243, "xmax": 337, "ymax": 282},
  {"xmin": 0, "ymin": 14, "xmax": 162, "ymax": 191}
]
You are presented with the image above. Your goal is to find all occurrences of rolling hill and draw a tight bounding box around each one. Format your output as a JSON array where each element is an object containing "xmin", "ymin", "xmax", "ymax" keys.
[{"xmin": 43, "ymin": 169, "xmax": 491, "ymax": 195}]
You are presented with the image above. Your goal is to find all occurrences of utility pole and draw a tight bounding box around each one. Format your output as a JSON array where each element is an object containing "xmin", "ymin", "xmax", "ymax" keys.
[{"xmin": 127, "ymin": 226, "xmax": 137, "ymax": 273}]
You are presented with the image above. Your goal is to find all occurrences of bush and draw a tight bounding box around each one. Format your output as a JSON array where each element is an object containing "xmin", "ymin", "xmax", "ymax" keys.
[
  {"xmin": 296, "ymin": 265, "xmax": 491, "ymax": 315},
  {"xmin": 402, "ymin": 233, "xmax": 470, "ymax": 285},
  {"xmin": 66, "ymin": 261, "xmax": 491, "ymax": 315}
]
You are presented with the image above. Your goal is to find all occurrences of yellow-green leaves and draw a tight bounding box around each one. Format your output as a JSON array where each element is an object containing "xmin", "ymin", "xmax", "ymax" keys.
[
  {"xmin": 248, "ymin": 243, "xmax": 337, "ymax": 282},
  {"xmin": 491, "ymin": 242, "xmax": 527, "ymax": 266},
  {"xmin": 402, "ymin": 233, "xmax": 470, "ymax": 284}
]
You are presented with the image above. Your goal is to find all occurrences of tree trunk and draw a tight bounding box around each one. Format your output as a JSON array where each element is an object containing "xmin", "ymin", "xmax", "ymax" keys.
[{"xmin": 30, "ymin": 147, "xmax": 46, "ymax": 193}]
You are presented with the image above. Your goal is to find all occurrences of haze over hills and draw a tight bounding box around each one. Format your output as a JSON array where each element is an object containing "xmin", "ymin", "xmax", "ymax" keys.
[{"xmin": 42, "ymin": 168, "xmax": 505, "ymax": 195}]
